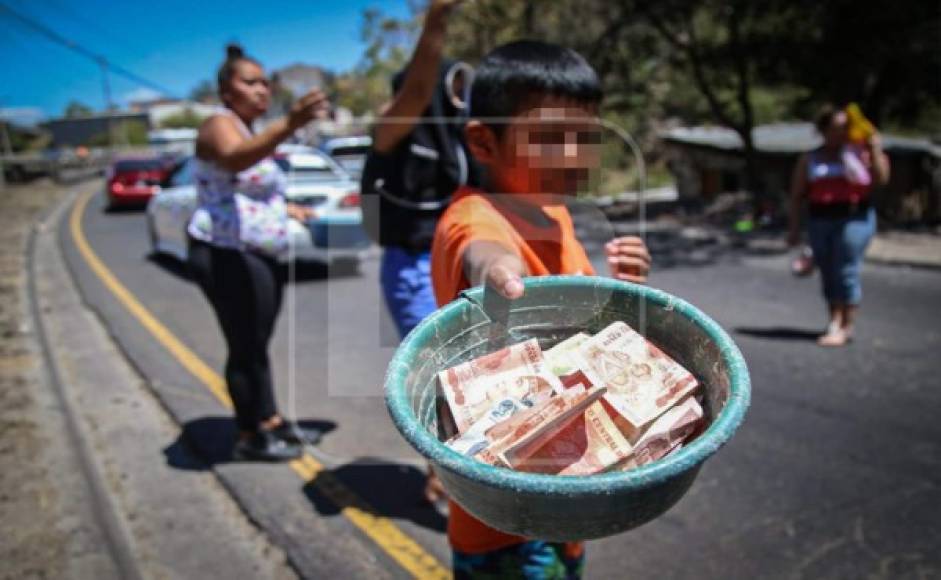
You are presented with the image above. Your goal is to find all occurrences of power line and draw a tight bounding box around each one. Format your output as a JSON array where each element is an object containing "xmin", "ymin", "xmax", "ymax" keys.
[
  {"xmin": 0, "ymin": 2, "xmax": 177, "ymax": 98},
  {"xmin": 39, "ymin": 0, "xmax": 147, "ymax": 59}
]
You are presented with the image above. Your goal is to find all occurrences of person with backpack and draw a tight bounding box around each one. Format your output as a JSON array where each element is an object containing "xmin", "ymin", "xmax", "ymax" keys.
[{"xmin": 361, "ymin": 0, "xmax": 477, "ymax": 339}]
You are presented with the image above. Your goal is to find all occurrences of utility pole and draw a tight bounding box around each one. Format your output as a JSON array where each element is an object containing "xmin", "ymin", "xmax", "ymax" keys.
[
  {"xmin": 0, "ymin": 133, "xmax": 6, "ymax": 190},
  {"xmin": 0, "ymin": 99, "xmax": 8, "ymax": 191},
  {"xmin": 0, "ymin": 120, "xmax": 12, "ymax": 157},
  {"xmin": 99, "ymin": 58, "xmax": 116, "ymax": 151}
]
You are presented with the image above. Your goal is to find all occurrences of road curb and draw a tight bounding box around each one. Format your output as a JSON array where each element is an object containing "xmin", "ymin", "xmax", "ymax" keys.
[{"xmin": 34, "ymin": 188, "xmax": 302, "ymax": 579}]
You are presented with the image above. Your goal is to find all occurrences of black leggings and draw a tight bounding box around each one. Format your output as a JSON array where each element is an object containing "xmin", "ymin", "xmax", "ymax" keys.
[{"xmin": 188, "ymin": 240, "xmax": 285, "ymax": 432}]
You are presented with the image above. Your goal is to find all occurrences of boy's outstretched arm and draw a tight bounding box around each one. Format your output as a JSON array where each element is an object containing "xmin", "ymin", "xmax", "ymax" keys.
[
  {"xmin": 464, "ymin": 241, "xmax": 528, "ymax": 299},
  {"xmin": 605, "ymin": 236, "xmax": 651, "ymax": 284},
  {"xmin": 372, "ymin": 0, "xmax": 463, "ymax": 154}
]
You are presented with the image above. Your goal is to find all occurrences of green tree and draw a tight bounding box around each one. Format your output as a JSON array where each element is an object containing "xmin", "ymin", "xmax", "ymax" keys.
[
  {"xmin": 189, "ymin": 80, "xmax": 217, "ymax": 103},
  {"xmin": 159, "ymin": 108, "xmax": 206, "ymax": 129},
  {"xmin": 789, "ymin": 0, "xmax": 941, "ymax": 128},
  {"xmin": 87, "ymin": 120, "xmax": 148, "ymax": 147},
  {"xmin": 329, "ymin": 7, "xmax": 420, "ymax": 116},
  {"xmin": 351, "ymin": 0, "xmax": 939, "ymax": 196},
  {"xmin": 64, "ymin": 100, "xmax": 94, "ymax": 118}
]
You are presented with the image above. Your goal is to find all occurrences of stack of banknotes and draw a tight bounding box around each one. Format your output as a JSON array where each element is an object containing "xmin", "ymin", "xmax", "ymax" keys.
[{"xmin": 437, "ymin": 322, "xmax": 704, "ymax": 475}]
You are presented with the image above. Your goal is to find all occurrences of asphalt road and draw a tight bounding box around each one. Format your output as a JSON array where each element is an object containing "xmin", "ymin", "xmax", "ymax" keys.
[{"xmin": 62, "ymin": 187, "xmax": 941, "ymax": 579}]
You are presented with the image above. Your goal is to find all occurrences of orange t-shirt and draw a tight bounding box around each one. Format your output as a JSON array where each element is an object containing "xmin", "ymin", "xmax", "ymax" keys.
[
  {"xmin": 430, "ymin": 186, "xmax": 595, "ymax": 554},
  {"xmin": 431, "ymin": 187, "xmax": 596, "ymax": 308}
]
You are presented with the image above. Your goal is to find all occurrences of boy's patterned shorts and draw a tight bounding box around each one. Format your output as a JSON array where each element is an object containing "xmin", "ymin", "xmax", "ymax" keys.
[{"xmin": 453, "ymin": 541, "xmax": 585, "ymax": 579}]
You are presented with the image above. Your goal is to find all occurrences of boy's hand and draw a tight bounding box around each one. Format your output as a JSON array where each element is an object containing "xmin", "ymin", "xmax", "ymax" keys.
[
  {"xmin": 465, "ymin": 241, "xmax": 527, "ymax": 299},
  {"xmin": 484, "ymin": 253, "xmax": 526, "ymax": 299},
  {"xmin": 423, "ymin": 465, "xmax": 448, "ymax": 505},
  {"xmin": 605, "ymin": 236, "xmax": 651, "ymax": 284}
]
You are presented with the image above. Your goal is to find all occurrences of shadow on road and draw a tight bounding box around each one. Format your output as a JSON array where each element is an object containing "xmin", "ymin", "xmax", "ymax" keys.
[
  {"xmin": 103, "ymin": 204, "xmax": 148, "ymax": 214},
  {"xmin": 148, "ymin": 253, "xmax": 192, "ymax": 282},
  {"xmin": 303, "ymin": 458, "xmax": 447, "ymax": 533},
  {"xmin": 163, "ymin": 415, "xmax": 338, "ymax": 469},
  {"xmin": 735, "ymin": 326, "xmax": 821, "ymax": 341},
  {"xmin": 165, "ymin": 418, "xmax": 445, "ymax": 533}
]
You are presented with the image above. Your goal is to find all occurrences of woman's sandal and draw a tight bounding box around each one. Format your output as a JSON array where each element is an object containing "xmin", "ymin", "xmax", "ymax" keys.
[
  {"xmin": 270, "ymin": 421, "xmax": 325, "ymax": 446},
  {"xmin": 233, "ymin": 430, "xmax": 303, "ymax": 461}
]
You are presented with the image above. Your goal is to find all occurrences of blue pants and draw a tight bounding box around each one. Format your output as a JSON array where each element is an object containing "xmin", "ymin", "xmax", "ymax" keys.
[
  {"xmin": 807, "ymin": 208, "xmax": 875, "ymax": 306},
  {"xmin": 380, "ymin": 247, "xmax": 437, "ymax": 338}
]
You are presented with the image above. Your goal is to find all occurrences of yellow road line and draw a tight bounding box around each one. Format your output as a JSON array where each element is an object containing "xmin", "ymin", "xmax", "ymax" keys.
[
  {"xmin": 69, "ymin": 190, "xmax": 450, "ymax": 579},
  {"xmin": 69, "ymin": 193, "xmax": 232, "ymax": 408}
]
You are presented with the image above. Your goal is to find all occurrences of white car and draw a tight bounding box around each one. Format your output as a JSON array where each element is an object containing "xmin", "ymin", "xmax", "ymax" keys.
[
  {"xmin": 320, "ymin": 135, "xmax": 372, "ymax": 180},
  {"xmin": 146, "ymin": 148, "xmax": 371, "ymax": 264}
]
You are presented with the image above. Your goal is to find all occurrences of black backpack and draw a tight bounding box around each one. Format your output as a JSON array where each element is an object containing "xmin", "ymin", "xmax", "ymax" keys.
[{"xmin": 361, "ymin": 61, "xmax": 479, "ymax": 251}]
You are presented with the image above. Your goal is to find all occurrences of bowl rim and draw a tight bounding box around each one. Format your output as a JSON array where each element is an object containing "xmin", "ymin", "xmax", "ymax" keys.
[{"xmin": 385, "ymin": 275, "xmax": 750, "ymax": 498}]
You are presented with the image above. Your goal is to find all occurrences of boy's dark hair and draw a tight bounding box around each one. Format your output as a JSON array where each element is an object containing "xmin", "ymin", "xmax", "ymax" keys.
[
  {"xmin": 469, "ymin": 40, "xmax": 603, "ymax": 132},
  {"xmin": 217, "ymin": 43, "xmax": 261, "ymax": 102}
]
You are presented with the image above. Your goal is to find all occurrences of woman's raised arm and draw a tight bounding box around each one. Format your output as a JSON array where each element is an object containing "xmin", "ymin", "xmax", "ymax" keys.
[{"xmin": 198, "ymin": 89, "xmax": 330, "ymax": 173}]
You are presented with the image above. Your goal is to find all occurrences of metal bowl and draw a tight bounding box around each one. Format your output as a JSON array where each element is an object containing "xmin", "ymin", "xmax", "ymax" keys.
[{"xmin": 385, "ymin": 276, "xmax": 750, "ymax": 540}]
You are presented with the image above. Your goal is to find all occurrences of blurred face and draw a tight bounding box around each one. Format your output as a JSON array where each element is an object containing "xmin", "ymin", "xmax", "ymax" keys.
[
  {"xmin": 823, "ymin": 111, "xmax": 848, "ymax": 148},
  {"xmin": 223, "ymin": 60, "xmax": 270, "ymax": 119},
  {"xmin": 466, "ymin": 95, "xmax": 602, "ymax": 203}
]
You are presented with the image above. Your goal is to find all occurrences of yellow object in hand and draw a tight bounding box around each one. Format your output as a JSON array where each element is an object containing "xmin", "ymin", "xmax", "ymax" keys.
[{"xmin": 845, "ymin": 102, "xmax": 875, "ymax": 144}]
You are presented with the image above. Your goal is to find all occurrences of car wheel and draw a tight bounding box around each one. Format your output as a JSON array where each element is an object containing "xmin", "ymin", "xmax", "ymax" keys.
[
  {"xmin": 331, "ymin": 256, "xmax": 360, "ymax": 276},
  {"xmin": 182, "ymin": 227, "xmax": 194, "ymax": 263},
  {"xmin": 147, "ymin": 214, "xmax": 159, "ymax": 255}
]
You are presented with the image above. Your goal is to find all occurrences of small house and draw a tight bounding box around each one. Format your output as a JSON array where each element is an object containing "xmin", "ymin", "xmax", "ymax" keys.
[{"xmin": 661, "ymin": 123, "xmax": 941, "ymax": 225}]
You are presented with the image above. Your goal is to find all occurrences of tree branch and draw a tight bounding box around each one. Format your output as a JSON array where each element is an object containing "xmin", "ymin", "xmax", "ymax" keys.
[
  {"xmin": 728, "ymin": 2, "xmax": 754, "ymax": 139},
  {"xmin": 639, "ymin": 3, "xmax": 739, "ymax": 130}
]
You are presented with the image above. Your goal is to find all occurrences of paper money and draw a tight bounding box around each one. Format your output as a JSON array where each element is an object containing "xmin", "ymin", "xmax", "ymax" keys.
[
  {"xmin": 519, "ymin": 399, "xmax": 635, "ymax": 475},
  {"xmin": 494, "ymin": 385, "xmax": 607, "ymax": 468},
  {"xmin": 437, "ymin": 338, "xmax": 563, "ymax": 434},
  {"xmin": 575, "ymin": 322, "xmax": 698, "ymax": 430},
  {"xmin": 545, "ymin": 333, "xmax": 596, "ymax": 390},
  {"xmin": 446, "ymin": 396, "xmax": 532, "ymax": 457},
  {"xmin": 545, "ymin": 333, "xmax": 591, "ymax": 377},
  {"xmin": 464, "ymin": 387, "xmax": 585, "ymax": 467},
  {"xmin": 616, "ymin": 396, "xmax": 703, "ymax": 470},
  {"xmin": 479, "ymin": 385, "xmax": 587, "ymax": 449}
]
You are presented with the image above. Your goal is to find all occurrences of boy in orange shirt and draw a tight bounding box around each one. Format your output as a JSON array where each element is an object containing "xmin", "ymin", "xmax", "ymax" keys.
[{"xmin": 430, "ymin": 40, "xmax": 651, "ymax": 579}]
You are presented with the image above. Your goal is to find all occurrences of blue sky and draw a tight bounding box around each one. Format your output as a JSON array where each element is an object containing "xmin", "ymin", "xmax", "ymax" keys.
[{"xmin": 0, "ymin": 0, "xmax": 414, "ymax": 123}]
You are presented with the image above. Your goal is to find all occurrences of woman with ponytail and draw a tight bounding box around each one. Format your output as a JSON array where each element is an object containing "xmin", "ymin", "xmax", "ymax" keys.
[{"xmin": 187, "ymin": 44, "xmax": 330, "ymax": 460}]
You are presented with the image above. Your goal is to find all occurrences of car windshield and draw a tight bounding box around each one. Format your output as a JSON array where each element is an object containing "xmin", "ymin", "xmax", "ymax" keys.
[{"xmin": 274, "ymin": 153, "xmax": 346, "ymax": 182}]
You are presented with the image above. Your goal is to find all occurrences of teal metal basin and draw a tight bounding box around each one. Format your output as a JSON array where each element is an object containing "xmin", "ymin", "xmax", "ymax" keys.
[{"xmin": 385, "ymin": 276, "xmax": 750, "ymax": 541}]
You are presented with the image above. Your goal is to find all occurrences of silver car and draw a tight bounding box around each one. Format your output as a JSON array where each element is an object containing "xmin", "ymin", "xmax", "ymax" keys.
[
  {"xmin": 320, "ymin": 135, "xmax": 371, "ymax": 180},
  {"xmin": 146, "ymin": 147, "xmax": 371, "ymax": 264}
]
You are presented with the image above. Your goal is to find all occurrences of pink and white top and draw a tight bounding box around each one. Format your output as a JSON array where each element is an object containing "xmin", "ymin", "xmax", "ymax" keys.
[
  {"xmin": 187, "ymin": 109, "xmax": 289, "ymax": 257},
  {"xmin": 806, "ymin": 145, "xmax": 872, "ymax": 206}
]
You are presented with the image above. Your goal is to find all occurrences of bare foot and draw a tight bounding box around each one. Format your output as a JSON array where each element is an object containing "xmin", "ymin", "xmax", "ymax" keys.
[
  {"xmin": 423, "ymin": 467, "xmax": 448, "ymax": 505},
  {"xmin": 817, "ymin": 329, "xmax": 849, "ymax": 347}
]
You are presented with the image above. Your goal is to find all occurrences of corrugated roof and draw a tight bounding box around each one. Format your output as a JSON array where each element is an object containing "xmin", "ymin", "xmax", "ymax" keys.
[{"xmin": 661, "ymin": 122, "xmax": 941, "ymax": 157}]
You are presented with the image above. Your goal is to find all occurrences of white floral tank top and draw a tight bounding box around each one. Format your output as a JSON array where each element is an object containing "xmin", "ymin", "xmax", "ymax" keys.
[{"xmin": 187, "ymin": 109, "xmax": 289, "ymax": 257}]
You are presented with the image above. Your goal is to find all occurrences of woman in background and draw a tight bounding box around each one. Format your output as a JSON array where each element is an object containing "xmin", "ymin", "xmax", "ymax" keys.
[
  {"xmin": 788, "ymin": 104, "xmax": 890, "ymax": 346},
  {"xmin": 187, "ymin": 44, "xmax": 329, "ymax": 460}
]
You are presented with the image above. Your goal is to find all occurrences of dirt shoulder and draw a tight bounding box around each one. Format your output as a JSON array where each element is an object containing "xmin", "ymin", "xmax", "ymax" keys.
[
  {"xmin": 0, "ymin": 179, "xmax": 73, "ymax": 579},
  {"xmin": 2, "ymin": 180, "xmax": 299, "ymax": 579}
]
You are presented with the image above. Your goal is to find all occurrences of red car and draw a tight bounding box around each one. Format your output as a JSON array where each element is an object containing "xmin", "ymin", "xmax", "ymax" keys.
[{"xmin": 106, "ymin": 156, "xmax": 172, "ymax": 208}]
